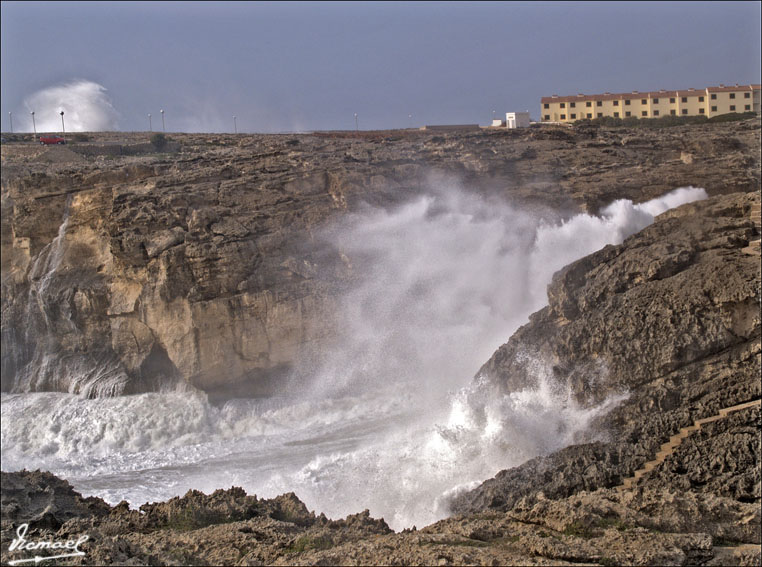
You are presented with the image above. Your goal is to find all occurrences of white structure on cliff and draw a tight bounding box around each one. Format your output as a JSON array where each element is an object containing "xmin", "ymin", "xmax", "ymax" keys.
[{"xmin": 506, "ymin": 112, "xmax": 531, "ymax": 128}]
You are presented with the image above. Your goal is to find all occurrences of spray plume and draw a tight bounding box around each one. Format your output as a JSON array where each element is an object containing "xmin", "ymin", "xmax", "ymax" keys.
[{"xmin": 23, "ymin": 79, "xmax": 119, "ymax": 132}]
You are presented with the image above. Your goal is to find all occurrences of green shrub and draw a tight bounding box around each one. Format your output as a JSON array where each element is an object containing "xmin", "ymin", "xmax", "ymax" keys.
[
  {"xmin": 286, "ymin": 535, "xmax": 334, "ymax": 553},
  {"xmin": 562, "ymin": 521, "xmax": 595, "ymax": 539},
  {"xmin": 707, "ymin": 111, "xmax": 757, "ymax": 123},
  {"xmin": 151, "ymin": 132, "xmax": 167, "ymax": 150},
  {"xmin": 580, "ymin": 112, "xmax": 757, "ymax": 129}
]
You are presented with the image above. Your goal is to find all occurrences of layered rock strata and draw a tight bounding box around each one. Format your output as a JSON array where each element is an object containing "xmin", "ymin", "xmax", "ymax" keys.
[{"xmin": 2, "ymin": 121, "xmax": 759, "ymax": 398}]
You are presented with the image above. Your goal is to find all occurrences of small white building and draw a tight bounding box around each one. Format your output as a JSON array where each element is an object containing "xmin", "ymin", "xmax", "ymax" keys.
[{"xmin": 506, "ymin": 112, "xmax": 531, "ymax": 129}]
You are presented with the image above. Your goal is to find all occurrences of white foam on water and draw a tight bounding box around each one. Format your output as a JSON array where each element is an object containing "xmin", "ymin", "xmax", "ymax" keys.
[{"xmin": 1, "ymin": 185, "xmax": 707, "ymax": 530}]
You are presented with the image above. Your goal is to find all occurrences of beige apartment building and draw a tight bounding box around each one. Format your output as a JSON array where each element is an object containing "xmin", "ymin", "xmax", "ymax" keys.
[{"xmin": 541, "ymin": 84, "xmax": 761, "ymax": 123}]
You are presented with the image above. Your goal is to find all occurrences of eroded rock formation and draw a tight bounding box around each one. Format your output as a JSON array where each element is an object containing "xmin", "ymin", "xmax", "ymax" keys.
[{"xmin": 2, "ymin": 121, "xmax": 759, "ymax": 398}]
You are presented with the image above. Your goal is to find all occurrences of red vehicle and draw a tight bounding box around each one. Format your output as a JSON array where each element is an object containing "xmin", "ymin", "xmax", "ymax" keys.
[{"xmin": 39, "ymin": 136, "xmax": 65, "ymax": 145}]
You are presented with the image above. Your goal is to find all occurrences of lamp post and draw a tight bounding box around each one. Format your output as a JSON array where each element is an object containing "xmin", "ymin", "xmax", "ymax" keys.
[
  {"xmin": 354, "ymin": 113, "xmax": 358, "ymax": 132},
  {"xmin": 160, "ymin": 109, "xmax": 165, "ymax": 132},
  {"xmin": 60, "ymin": 111, "xmax": 65, "ymax": 142},
  {"xmin": 233, "ymin": 115, "xmax": 237, "ymax": 134},
  {"xmin": 408, "ymin": 114, "xmax": 412, "ymax": 128},
  {"xmin": 148, "ymin": 114, "xmax": 152, "ymax": 132},
  {"xmin": 492, "ymin": 109, "xmax": 496, "ymax": 123},
  {"xmin": 8, "ymin": 112, "xmax": 12, "ymax": 133},
  {"xmin": 31, "ymin": 111, "xmax": 36, "ymax": 139}
]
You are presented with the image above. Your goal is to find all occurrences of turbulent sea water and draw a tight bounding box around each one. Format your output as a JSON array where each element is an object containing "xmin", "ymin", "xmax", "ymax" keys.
[{"xmin": 1, "ymin": 185, "xmax": 707, "ymax": 531}]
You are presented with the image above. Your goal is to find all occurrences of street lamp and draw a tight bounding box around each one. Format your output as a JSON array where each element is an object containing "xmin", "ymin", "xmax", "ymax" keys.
[
  {"xmin": 233, "ymin": 116, "xmax": 237, "ymax": 134},
  {"xmin": 31, "ymin": 111, "xmax": 36, "ymax": 139},
  {"xmin": 8, "ymin": 112, "xmax": 12, "ymax": 133},
  {"xmin": 492, "ymin": 109, "xmax": 496, "ymax": 123},
  {"xmin": 354, "ymin": 113, "xmax": 358, "ymax": 132},
  {"xmin": 60, "ymin": 111, "xmax": 65, "ymax": 142},
  {"xmin": 160, "ymin": 109, "xmax": 165, "ymax": 132},
  {"xmin": 148, "ymin": 114, "xmax": 152, "ymax": 132}
]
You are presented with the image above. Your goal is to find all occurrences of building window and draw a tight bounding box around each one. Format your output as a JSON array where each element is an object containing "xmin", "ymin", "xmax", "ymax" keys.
[
  {"xmin": 625, "ymin": 111, "xmax": 631, "ymax": 117},
  {"xmin": 711, "ymin": 106, "xmax": 717, "ymax": 112},
  {"xmin": 682, "ymin": 109, "xmax": 688, "ymax": 115},
  {"xmin": 711, "ymin": 94, "xmax": 717, "ymax": 100},
  {"xmin": 641, "ymin": 111, "xmax": 648, "ymax": 116},
  {"xmin": 587, "ymin": 113, "xmax": 592, "ymax": 118},
  {"xmin": 745, "ymin": 105, "xmax": 751, "ymax": 111},
  {"xmin": 625, "ymin": 100, "xmax": 631, "ymax": 105},
  {"xmin": 560, "ymin": 103, "xmax": 565, "ymax": 108},
  {"xmin": 570, "ymin": 102, "xmax": 575, "ymax": 108},
  {"xmin": 670, "ymin": 110, "xmax": 676, "ymax": 115},
  {"xmin": 613, "ymin": 112, "xmax": 619, "ymax": 117},
  {"xmin": 653, "ymin": 110, "xmax": 660, "ymax": 116},
  {"xmin": 699, "ymin": 108, "xmax": 705, "ymax": 114},
  {"xmin": 586, "ymin": 101, "xmax": 592, "ymax": 107},
  {"xmin": 597, "ymin": 113, "xmax": 603, "ymax": 117},
  {"xmin": 641, "ymin": 99, "xmax": 647, "ymax": 104},
  {"xmin": 544, "ymin": 103, "xmax": 549, "ymax": 109},
  {"xmin": 653, "ymin": 98, "xmax": 659, "ymax": 104},
  {"xmin": 544, "ymin": 115, "xmax": 550, "ymax": 120},
  {"xmin": 730, "ymin": 105, "xmax": 735, "ymax": 111},
  {"xmin": 744, "ymin": 92, "xmax": 750, "ymax": 98},
  {"xmin": 613, "ymin": 100, "xmax": 619, "ymax": 106},
  {"xmin": 570, "ymin": 113, "xmax": 576, "ymax": 119},
  {"xmin": 681, "ymin": 97, "xmax": 687, "ymax": 103},
  {"xmin": 560, "ymin": 114, "xmax": 566, "ymax": 119},
  {"xmin": 670, "ymin": 97, "xmax": 676, "ymax": 103},
  {"xmin": 597, "ymin": 101, "xmax": 602, "ymax": 107},
  {"xmin": 698, "ymin": 96, "xmax": 704, "ymax": 102},
  {"xmin": 729, "ymin": 93, "xmax": 735, "ymax": 99}
]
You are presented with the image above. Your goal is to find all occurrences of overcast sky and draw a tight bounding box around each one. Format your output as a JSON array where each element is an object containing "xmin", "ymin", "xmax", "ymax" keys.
[{"xmin": 2, "ymin": 1, "xmax": 760, "ymax": 133}]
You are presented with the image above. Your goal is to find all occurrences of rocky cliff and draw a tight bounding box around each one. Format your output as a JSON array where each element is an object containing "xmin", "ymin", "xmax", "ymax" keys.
[
  {"xmin": 2, "ymin": 190, "xmax": 759, "ymax": 566},
  {"xmin": 450, "ymin": 191, "xmax": 760, "ymax": 511},
  {"xmin": 2, "ymin": 121, "xmax": 759, "ymax": 398}
]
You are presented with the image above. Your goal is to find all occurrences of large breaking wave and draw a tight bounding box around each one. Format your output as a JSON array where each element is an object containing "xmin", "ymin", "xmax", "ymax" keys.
[{"xmin": 1, "ymin": 184, "xmax": 707, "ymax": 530}]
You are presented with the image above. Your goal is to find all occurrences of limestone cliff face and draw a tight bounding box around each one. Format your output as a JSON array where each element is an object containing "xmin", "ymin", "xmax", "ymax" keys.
[
  {"xmin": 452, "ymin": 191, "xmax": 761, "ymax": 514},
  {"xmin": 1, "ymin": 122, "xmax": 760, "ymax": 397}
]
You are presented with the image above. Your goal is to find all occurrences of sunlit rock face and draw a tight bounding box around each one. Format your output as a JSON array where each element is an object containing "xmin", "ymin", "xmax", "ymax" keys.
[{"xmin": 1, "ymin": 121, "xmax": 760, "ymax": 398}]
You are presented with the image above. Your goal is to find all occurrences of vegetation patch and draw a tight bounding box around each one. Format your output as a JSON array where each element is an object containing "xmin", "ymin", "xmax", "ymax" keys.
[
  {"xmin": 151, "ymin": 132, "xmax": 168, "ymax": 150},
  {"xmin": 286, "ymin": 535, "xmax": 334, "ymax": 553},
  {"xmin": 713, "ymin": 538, "xmax": 744, "ymax": 547},
  {"xmin": 562, "ymin": 521, "xmax": 596, "ymax": 539},
  {"xmin": 575, "ymin": 112, "xmax": 756, "ymax": 129},
  {"xmin": 595, "ymin": 517, "xmax": 631, "ymax": 532}
]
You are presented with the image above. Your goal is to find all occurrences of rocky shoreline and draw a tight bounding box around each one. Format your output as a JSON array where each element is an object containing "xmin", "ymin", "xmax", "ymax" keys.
[{"xmin": 1, "ymin": 121, "xmax": 761, "ymax": 565}]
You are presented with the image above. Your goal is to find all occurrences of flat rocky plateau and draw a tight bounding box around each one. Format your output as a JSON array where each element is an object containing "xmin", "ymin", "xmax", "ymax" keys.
[{"xmin": 1, "ymin": 121, "xmax": 760, "ymax": 565}]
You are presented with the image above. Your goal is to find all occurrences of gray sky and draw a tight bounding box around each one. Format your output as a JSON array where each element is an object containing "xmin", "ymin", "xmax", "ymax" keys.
[{"xmin": 2, "ymin": 1, "xmax": 760, "ymax": 133}]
